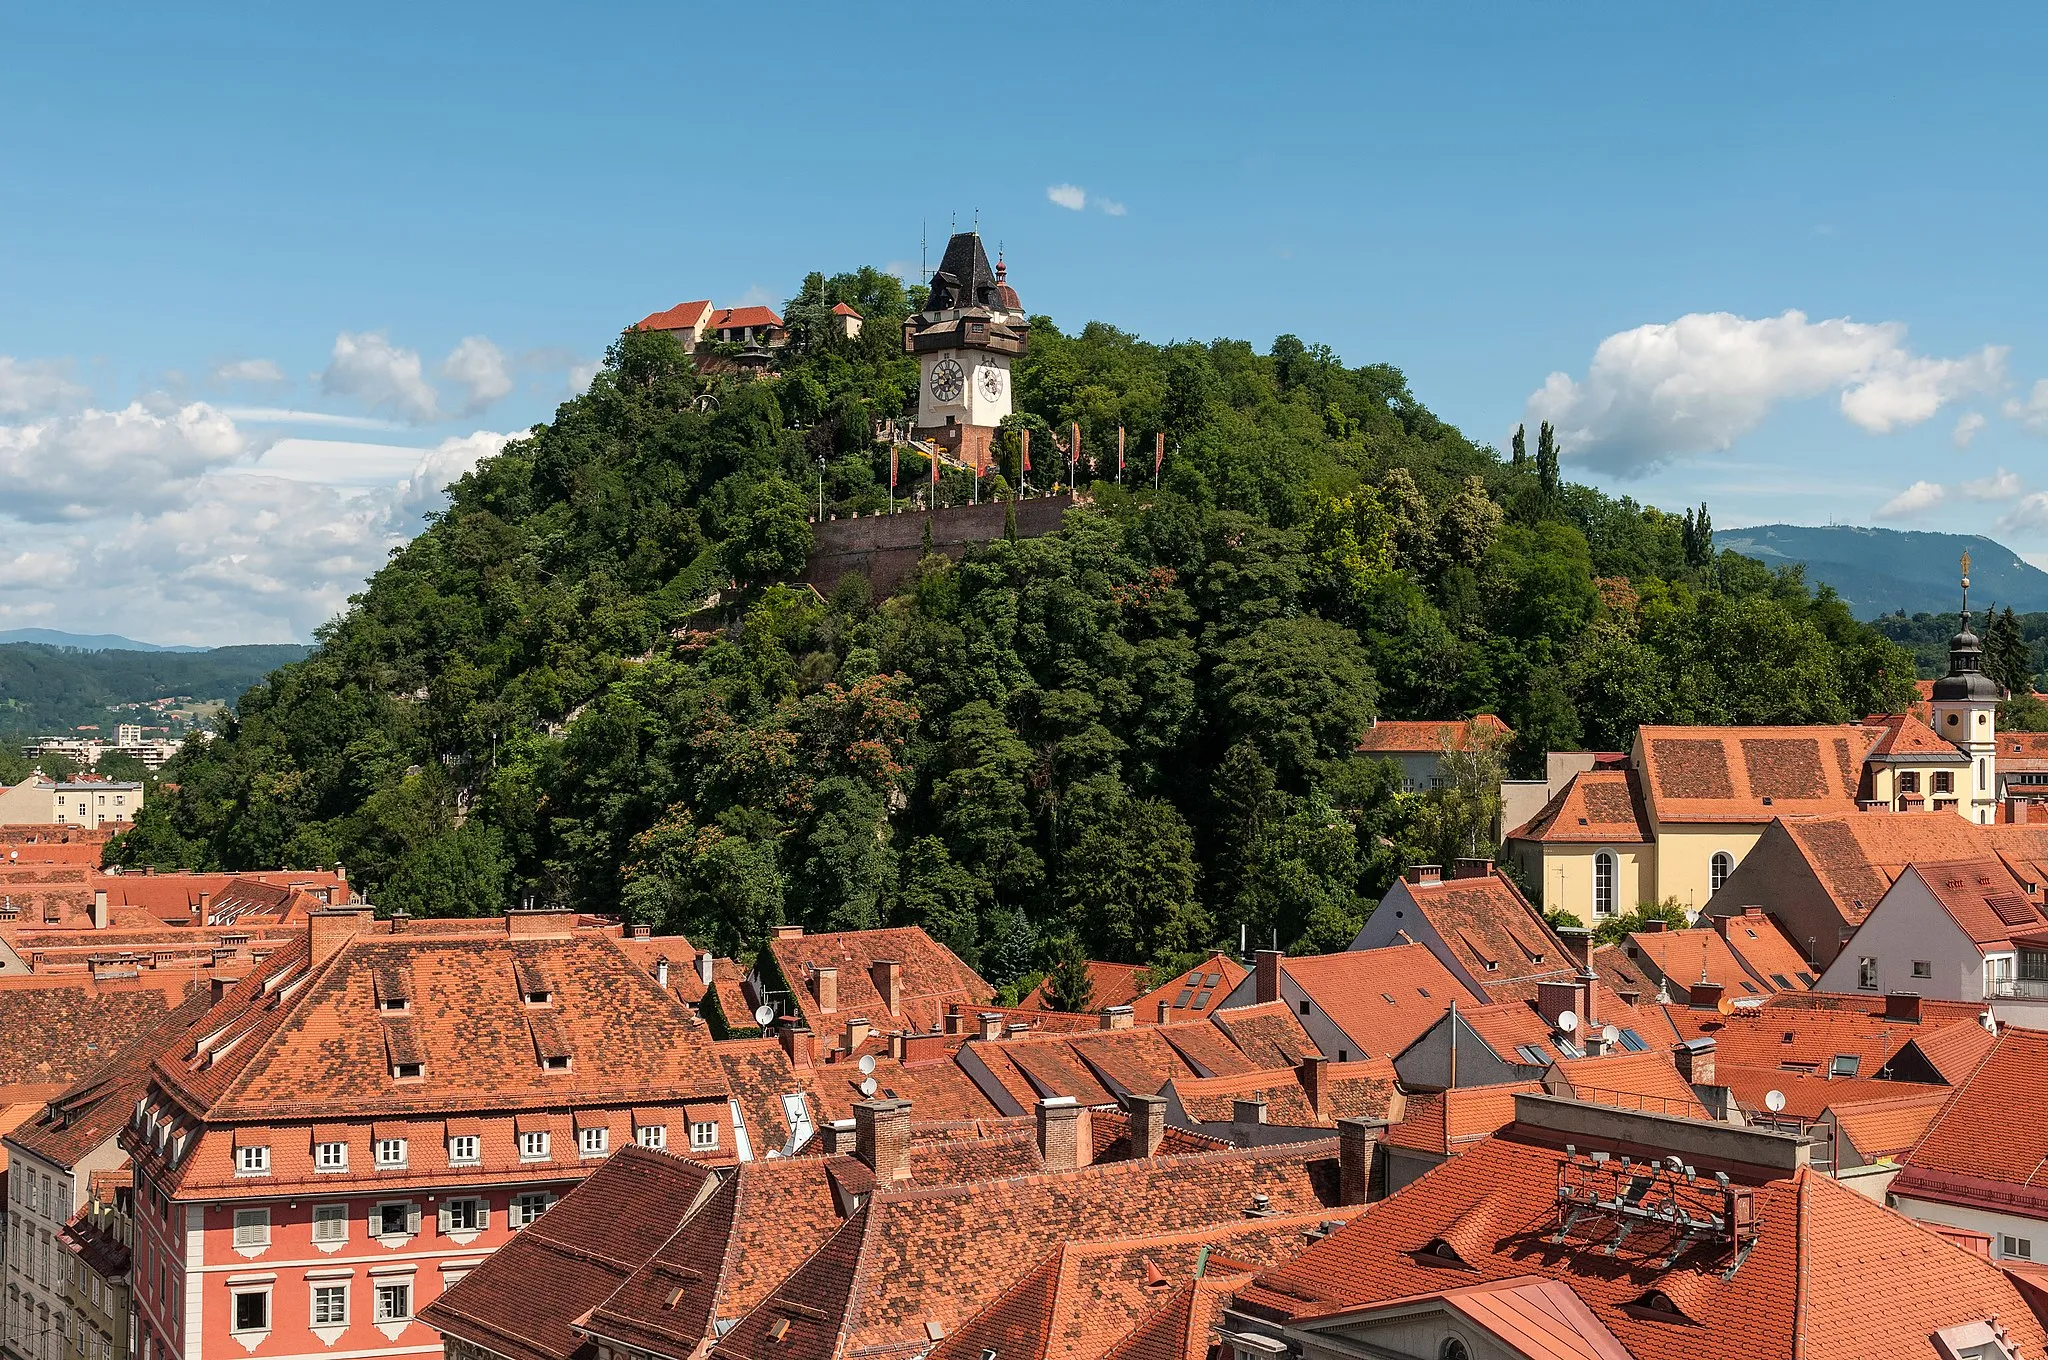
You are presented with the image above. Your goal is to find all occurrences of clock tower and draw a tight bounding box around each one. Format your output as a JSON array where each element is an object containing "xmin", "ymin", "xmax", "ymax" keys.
[
  {"xmin": 904, "ymin": 232, "xmax": 1028, "ymax": 474},
  {"xmin": 1930, "ymin": 553, "xmax": 2002, "ymax": 823}
]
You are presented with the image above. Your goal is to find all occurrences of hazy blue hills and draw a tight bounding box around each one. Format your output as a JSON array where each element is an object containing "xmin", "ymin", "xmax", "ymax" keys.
[
  {"xmin": 1717, "ymin": 525, "xmax": 2048, "ymax": 618},
  {"xmin": 0, "ymin": 628, "xmax": 209, "ymax": 652},
  {"xmin": 0, "ymin": 642, "xmax": 310, "ymax": 739}
]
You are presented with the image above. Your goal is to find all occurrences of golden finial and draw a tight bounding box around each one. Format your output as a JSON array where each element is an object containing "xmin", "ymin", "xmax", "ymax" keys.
[{"xmin": 1962, "ymin": 550, "xmax": 1972, "ymax": 582}]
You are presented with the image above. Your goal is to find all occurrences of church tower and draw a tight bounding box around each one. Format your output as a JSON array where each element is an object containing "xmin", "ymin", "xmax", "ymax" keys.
[
  {"xmin": 904, "ymin": 232, "xmax": 1028, "ymax": 474},
  {"xmin": 1930, "ymin": 552, "xmax": 2001, "ymax": 823}
]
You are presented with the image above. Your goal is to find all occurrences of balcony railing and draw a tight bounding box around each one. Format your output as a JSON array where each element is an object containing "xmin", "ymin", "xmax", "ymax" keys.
[{"xmin": 1987, "ymin": 977, "xmax": 2048, "ymax": 1000}]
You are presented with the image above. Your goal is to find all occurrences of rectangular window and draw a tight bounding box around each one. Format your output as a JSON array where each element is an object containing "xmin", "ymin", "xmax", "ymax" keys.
[
  {"xmin": 374, "ymin": 1283, "xmax": 410, "ymax": 1323},
  {"xmin": 445, "ymin": 1198, "xmax": 480, "ymax": 1233},
  {"xmin": 518, "ymin": 1131, "xmax": 549, "ymax": 1161},
  {"xmin": 231, "ymin": 1209, "xmax": 269, "ymax": 1249},
  {"xmin": 636, "ymin": 1125, "xmax": 667, "ymax": 1151},
  {"xmin": 311, "ymin": 1285, "xmax": 346, "ymax": 1326},
  {"xmin": 1912, "ymin": 960, "xmax": 1932, "ymax": 979},
  {"xmin": 1829, "ymin": 1054, "xmax": 1861, "ymax": 1078},
  {"xmin": 375, "ymin": 1138, "xmax": 407, "ymax": 1168},
  {"xmin": 376, "ymin": 1203, "xmax": 414, "ymax": 1239},
  {"xmin": 511, "ymin": 1193, "xmax": 550, "ymax": 1229},
  {"xmin": 447, "ymin": 1135, "xmax": 479, "ymax": 1165},
  {"xmin": 2006, "ymin": 1235, "xmax": 2034, "ymax": 1260},
  {"xmin": 235, "ymin": 1146, "xmax": 269, "ymax": 1176},
  {"xmin": 689, "ymin": 1121, "xmax": 718, "ymax": 1151},
  {"xmin": 311, "ymin": 1205, "xmax": 347, "ymax": 1244},
  {"xmin": 1935, "ymin": 771, "xmax": 1954, "ymax": 794},
  {"xmin": 1857, "ymin": 957, "xmax": 1879, "ymax": 991},
  {"xmin": 578, "ymin": 1127, "xmax": 608, "ymax": 1157},
  {"xmin": 315, "ymin": 1142, "xmax": 347, "ymax": 1171},
  {"xmin": 231, "ymin": 1291, "xmax": 267, "ymax": 1333}
]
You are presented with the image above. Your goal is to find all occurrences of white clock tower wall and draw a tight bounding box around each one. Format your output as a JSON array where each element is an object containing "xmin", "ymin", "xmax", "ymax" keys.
[{"xmin": 969, "ymin": 355, "xmax": 1012, "ymax": 427}]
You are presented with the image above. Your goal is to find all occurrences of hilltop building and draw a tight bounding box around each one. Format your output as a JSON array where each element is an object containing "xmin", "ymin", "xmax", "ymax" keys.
[{"xmin": 904, "ymin": 232, "xmax": 1027, "ymax": 473}]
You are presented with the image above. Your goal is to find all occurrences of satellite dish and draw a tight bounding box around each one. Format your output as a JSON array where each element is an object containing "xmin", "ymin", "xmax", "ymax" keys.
[
  {"xmin": 857, "ymin": 1054, "xmax": 877, "ymax": 1075},
  {"xmin": 1717, "ymin": 996, "xmax": 1736, "ymax": 1016},
  {"xmin": 858, "ymin": 1077, "xmax": 878, "ymax": 1097},
  {"xmin": 1556, "ymin": 1010, "xmax": 1578, "ymax": 1033},
  {"xmin": 1764, "ymin": 1089, "xmax": 1787, "ymax": 1114},
  {"xmin": 1601, "ymin": 1024, "xmax": 1621, "ymax": 1045},
  {"xmin": 754, "ymin": 1004, "xmax": 775, "ymax": 1027}
]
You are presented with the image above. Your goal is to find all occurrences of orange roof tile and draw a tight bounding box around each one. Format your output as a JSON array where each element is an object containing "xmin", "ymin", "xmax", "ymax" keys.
[
  {"xmin": 1355, "ymin": 714, "xmax": 1512, "ymax": 754},
  {"xmin": 1275, "ymin": 944, "xmax": 1464, "ymax": 1060},
  {"xmin": 1508, "ymin": 768, "xmax": 1651, "ymax": 844},
  {"xmin": 1543, "ymin": 1049, "xmax": 1711, "ymax": 1120},
  {"xmin": 1714, "ymin": 908, "xmax": 1816, "ymax": 990},
  {"xmin": 1381, "ymin": 1083, "xmax": 1542, "ymax": 1157},
  {"xmin": 1170, "ymin": 1059, "xmax": 1402, "ymax": 1129},
  {"xmin": 1826, "ymin": 1086, "xmax": 1955, "ymax": 1163},
  {"xmin": 635, "ymin": 299, "xmax": 713, "ymax": 332},
  {"xmin": 1393, "ymin": 873, "xmax": 1573, "ymax": 1003},
  {"xmin": 1906, "ymin": 857, "xmax": 2048, "ymax": 950},
  {"xmin": 766, "ymin": 925, "xmax": 991, "ymax": 1040},
  {"xmin": 1897, "ymin": 1028, "xmax": 2048, "ymax": 1218},
  {"xmin": 1863, "ymin": 711, "xmax": 1970, "ymax": 761},
  {"xmin": 1635, "ymin": 724, "xmax": 1877, "ymax": 824},
  {"xmin": 1768, "ymin": 813, "xmax": 2048, "ymax": 931},
  {"xmin": 711, "ymin": 305, "xmax": 782, "ymax": 331},
  {"xmin": 1209, "ymin": 1001, "xmax": 1318, "ymax": 1069},
  {"xmin": 1614, "ymin": 927, "xmax": 1773, "ymax": 998},
  {"xmin": 1017, "ymin": 961, "xmax": 1149, "ymax": 1013},
  {"xmin": 1132, "ymin": 953, "xmax": 1246, "ymax": 1024},
  {"xmin": 1239, "ymin": 1125, "xmax": 2048, "ymax": 1360}
]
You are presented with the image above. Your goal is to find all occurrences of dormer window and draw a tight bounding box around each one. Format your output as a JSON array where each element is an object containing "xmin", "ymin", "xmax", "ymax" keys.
[
  {"xmin": 542, "ymin": 1055, "xmax": 570, "ymax": 1071},
  {"xmin": 372, "ymin": 962, "xmax": 411, "ymax": 1014},
  {"xmin": 236, "ymin": 1145, "xmax": 270, "ymax": 1175},
  {"xmin": 392, "ymin": 1062, "xmax": 423, "ymax": 1080},
  {"xmin": 515, "ymin": 959, "xmax": 554, "ymax": 1008},
  {"xmin": 375, "ymin": 1138, "xmax": 408, "ymax": 1169}
]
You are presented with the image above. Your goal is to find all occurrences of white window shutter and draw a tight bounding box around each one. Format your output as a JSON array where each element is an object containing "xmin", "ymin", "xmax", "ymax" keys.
[
  {"xmin": 406, "ymin": 1203, "xmax": 422, "ymax": 1235},
  {"xmin": 477, "ymin": 1203, "xmax": 490, "ymax": 1230},
  {"xmin": 437, "ymin": 1203, "xmax": 451, "ymax": 1233}
]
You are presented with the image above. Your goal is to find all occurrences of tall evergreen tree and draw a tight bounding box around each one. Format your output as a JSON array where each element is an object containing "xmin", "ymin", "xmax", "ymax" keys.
[
  {"xmin": 1535, "ymin": 421, "xmax": 1560, "ymax": 499},
  {"xmin": 1987, "ymin": 606, "xmax": 2032, "ymax": 696},
  {"xmin": 1510, "ymin": 422, "xmax": 1527, "ymax": 470}
]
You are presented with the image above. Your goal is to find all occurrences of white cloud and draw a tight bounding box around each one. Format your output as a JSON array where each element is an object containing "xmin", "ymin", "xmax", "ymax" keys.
[
  {"xmin": 1962, "ymin": 467, "xmax": 2021, "ymax": 501},
  {"xmin": 319, "ymin": 331, "xmax": 441, "ymax": 423},
  {"xmin": 1954, "ymin": 412, "xmax": 1988, "ymax": 448},
  {"xmin": 210, "ymin": 358, "xmax": 287, "ymax": 385},
  {"xmin": 736, "ymin": 284, "xmax": 775, "ymax": 308},
  {"xmin": 222, "ymin": 406, "xmax": 404, "ymax": 431},
  {"xmin": 1999, "ymin": 493, "xmax": 2048, "ymax": 536},
  {"xmin": 439, "ymin": 336, "xmax": 513, "ymax": 416},
  {"xmin": 0, "ymin": 357, "xmax": 88, "ymax": 416},
  {"xmin": 1098, "ymin": 198, "xmax": 1127, "ymax": 217},
  {"xmin": 1047, "ymin": 183, "xmax": 1087, "ymax": 211},
  {"xmin": 0, "ymin": 401, "xmax": 247, "ymax": 521},
  {"xmin": 567, "ymin": 359, "xmax": 601, "ymax": 395},
  {"xmin": 1526, "ymin": 310, "xmax": 2008, "ymax": 475},
  {"xmin": 2006, "ymin": 379, "xmax": 2048, "ymax": 433},
  {"xmin": 1876, "ymin": 480, "xmax": 1946, "ymax": 519}
]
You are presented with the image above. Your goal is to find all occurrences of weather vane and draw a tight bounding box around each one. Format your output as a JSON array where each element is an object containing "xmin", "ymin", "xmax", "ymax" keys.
[{"xmin": 1961, "ymin": 551, "xmax": 1972, "ymax": 614}]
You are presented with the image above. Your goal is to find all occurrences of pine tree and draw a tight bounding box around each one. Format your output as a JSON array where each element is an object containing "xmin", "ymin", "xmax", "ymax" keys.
[
  {"xmin": 921, "ymin": 517, "xmax": 935, "ymax": 557},
  {"xmin": 1988, "ymin": 606, "xmax": 2032, "ymax": 696},
  {"xmin": 1511, "ymin": 423, "xmax": 1527, "ymax": 470},
  {"xmin": 1044, "ymin": 939, "xmax": 1097, "ymax": 1013},
  {"xmin": 1004, "ymin": 498, "xmax": 1018, "ymax": 541},
  {"xmin": 1536, "ymin": 421, "xmax": 1559, "ymax": 499}
]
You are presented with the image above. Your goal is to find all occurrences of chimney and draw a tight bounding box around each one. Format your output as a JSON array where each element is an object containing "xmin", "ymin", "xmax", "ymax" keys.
[
  {"xmin": 870, "ymin": 959, "xmax": 903, "ymax": 1015},
  {"xmin": 1124, "ymin": 1092, "xmax": 1166, "ymax": 1158},
  {"xmin": 824, "ymin": 1118, "xmax": 856, "ymax": 1154},
  {"xmin": 1689, "ymin": 980, "xmax": 1724, "ymax": 1011},
  {"xmin": 944, "ymin": 1006, "xmax": 963, "ymax": 1037},
  {"xmin": 308, "ymin": 905, "xmax": 374, "ymax": 965},
  {"xmin": 1099, "ymin": 1005, "xmax": 1134, "ymax": 1031},
  {"xmin": 655, "ymin": 956, "xmax": 670, "ymax": 991},
  {"xmin": 1232, "ymin": 1095, "xmax": 1268, "ymax": 1128},
  {"xmin": 1885, "ymin": 991, "xmax": 1923, "ymax": 1025},
  {"xmin": 1156, "ymin": 998, "xmax": 1172, "ymax": 1025},
  {"xmin": 209, "ymin": 975, "xmax": 240, "ymax": 1004},
  {"xmin": 2013, "ymin": 799, "xmax": 2032, "ymax": 826},
  {"xmin": 853, "ymin": 1099, "xmax": 912, "ymax": 1182},
  {"xmin": 772, "ymin": 924, "xmax": 804, "ymax": 939},
  {"xmin": 389, "ymin": 907, "xmax": 410, "ymax": 933},
  {"xmin": 1255, "ymin": 949, "xmax": 1283, "ymax": 1005},
  {"xmin": 1674, "ymin": 1036, "xmax": 1716, "ymax": 1086},
  {"xmin": 776, "ymin": 1019, "xmax": 815, "ymax": 1068},
  {"xmin": 1556, "ymin": 927, "xmax": 1593, "ymax": 974},
  {"xmin": 333, "ymin": 862, "xmax": 346, "ymax": 882},
  {"xmin": 196, "ymin": 891, "xmax": 211, "ymax": 921},
  {"xmin": 977, "ymin": 1012, "xmax": 1003, "ymax": 1042},
  {"xmin": 1007, "ymin": 1023, "xmax": 1030, "ymax": 1037},
  {"xmin": 1337, "ymin": 1117, "xmax": 1385, "ymax": 1206},
  {"xmin": 91, "ymin": 889, "xmax": 108, "ymax": 931},
  {"xmin": 1638, "ymin": 918, "xmax": 1669, "ymax": 934},
  {"xmin": 814, "ymin": 965, "xmax": 839, "ymax": 1014},
  {"xmin": 697, "ymin": 951, "xmax": 714, "ymax": 988},
  {"xmin": 1035, "ymin": 1097, "xmax": 1090, "ymax": 1171},
  {"xmin": 1451, "ymin": 858, "xmax": 1493, "ymax": 880},
  {"xmin": 1404, "ymin": 864, "xmax": 1443, "ymax": 886},
  {"xmin": 845, "ymin": 1016, "xmax": 871, "ymax": 1051},
  {"xmin": 1297, "ymin": 1055, "xmax": 1328, "ymax": 1115},
  {"xmin": 630, "ymin": 922, "xmax": 652, "ymax": 940}
]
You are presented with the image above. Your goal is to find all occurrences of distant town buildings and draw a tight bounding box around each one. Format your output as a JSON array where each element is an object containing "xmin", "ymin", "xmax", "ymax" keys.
[
  {"xmin": 0, "ymin": 778, "xmax": 144, "ymax": 831},
  {"xmin": 24, "ymin": 730, "xmax": 185, "ymax": 772}
]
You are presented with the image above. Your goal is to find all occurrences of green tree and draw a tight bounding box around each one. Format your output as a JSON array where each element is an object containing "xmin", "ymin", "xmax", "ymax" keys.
[
  {"xmin": 0, "ymin": 748, "xmax": 30, "ymax": 786},
  {"xmin": 1211, "ymin": 617, "xmax": 1377, "ymax": 784},
  {"xmin": 722, "ymin": 477, "xmax": 814, "ymax": 582},
  {"xmin": 1510, "ymin": 423, "xmax": 1527, "ymax": 470},
  {"xmin": 1987, "ymin": 606, "xmax": 2032, "ymax": 696},
  {"xmin": 34, "ymin": 750, "xmax": 79, "ymax": 781},
  {"xmin": 1535, "ymin": 420, "xmax": 1560, "ymax": 500},
  {"xmin": 1062, "ymin": 797, "xmax": 1208, "ymax": 963},
  {"xmin": 1410, "ymin": 720, "xmax": 1508, "ymax": 866},
  {"xmin": 378, "ymin": 820, "xmax": 514, "ymax": 918},
  {"xmin": 94, "ymin": 751, "xmax": 152, "ymax": 784},
  {"xmin": 1042, "ymin": 938, "xmax": 1098, "ymax": 1013}
]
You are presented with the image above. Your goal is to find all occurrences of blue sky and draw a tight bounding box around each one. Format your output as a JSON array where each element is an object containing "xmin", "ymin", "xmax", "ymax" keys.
[{"xmin": 5, "ymin": 3, "xmax": 2047, "ymax": 643}]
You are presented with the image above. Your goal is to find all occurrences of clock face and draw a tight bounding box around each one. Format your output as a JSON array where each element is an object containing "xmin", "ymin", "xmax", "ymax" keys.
[
  {"xmin": 978, "ymin": 364, "xmax": 1005, "ymax": 401},
  {"xmin": 929, "ymin": 358, "xmax": 965, "ymax": 403}
]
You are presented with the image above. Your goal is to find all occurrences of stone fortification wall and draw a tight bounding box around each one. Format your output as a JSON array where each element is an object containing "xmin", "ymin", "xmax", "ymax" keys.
[{"xmin": 802, "ymin": 494, "xmax": 1082, "ymax": 596}]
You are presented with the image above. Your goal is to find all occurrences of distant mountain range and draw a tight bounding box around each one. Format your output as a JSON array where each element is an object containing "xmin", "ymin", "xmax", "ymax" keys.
[
  {"xmin": 0, "ymin": 628, "xmax": 211, "ymax": 652},
  {"xmin": 1716, "ymin": 525, "xmax": 2048, "ymax": 618}
]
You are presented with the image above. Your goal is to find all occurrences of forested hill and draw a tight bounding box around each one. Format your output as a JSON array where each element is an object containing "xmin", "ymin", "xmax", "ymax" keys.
[
  {"xmin": 0, "ymin": 643, "xmax": 310, "ymax": 739},
  {"xmin": 107, "ymin": 265, "xmax": 1920, "ymax": 983}
]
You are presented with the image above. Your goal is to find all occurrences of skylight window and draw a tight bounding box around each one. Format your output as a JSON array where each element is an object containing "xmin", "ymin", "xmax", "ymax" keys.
[{"xmin": 1830, "ymin": 1054, "xmax": 1860, "ymax": 1079}]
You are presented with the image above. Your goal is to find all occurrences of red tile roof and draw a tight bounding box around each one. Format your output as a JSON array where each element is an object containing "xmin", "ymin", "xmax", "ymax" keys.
[
  {"xmin": 1543, "ymin": 1049, "xmax": 1711, "ymax": 1120},
  {"xmin": 1275, "ymin": 944, "xmax": 1465, "ymax": 1060},
  {"xmin": 0, "ymin": 981, "xmax": 189, "ymax": 1098},
  {"xmin": 1769, "ymin": 813, "xmax": 2048, "ymax": 931},
  {"xmin": 1863, "ymin": 712, "xmax": 1969, "ymax": 761},
  {"xmin": 766, "ymin": 926, "xmax": 992, "ymax": 1042},
  {"xmin": 1132, "ymin": 953, "xmax": 1247, "ymax": 1024},
  {"xmin": 636, "ymin": 299, "xmax": 713, "ymax": 332},
  {"xmin": 712, "ymin": 305, "xmax": 782, "ymax": 331},
  {"xmin": 1381, "ymin": 1083, "xmax": 1544, "ymax": 1157},
  {"xmin": 1508, "ymin": 768, "xmax": 1651, "ymax": 844},
  {"xmin": 1713, "ymin": 907, "xmax": 1816, "ymax": 989},
  {"xmin": 1826, "ymin": 1086, "xmax": 1955, "ymax": 1163},
  {"xmin": 1017, "ymin": 961, "xmax": 1149, "ymax": 1013},
  {"xmin": 1208, "ymin": 1002, "xmax": 1318, "ymax": 1069},
  {"xmin": 1354, "ymin": 714, "xmax": 1512, "ymax": 755},
  {"xmin": 1613, "ymin": 927, "xmax": 1774, "ymax": 999},
  {"xmin": 1237, "ymin": 1123, "xmax": 2048, "ymax": 1360},
  {"xmin": 1394, "ymin": 872, "xmax": 1575, "ymax": 1002},
  {"xmin": 1906, "ymin": 857, "xmax": 2048, "ymax": 950},
  {"xmin": 1169, "ymin": 1059, "xmax": 1402, "ymax": 1129},
  {"xmin": 1896, "ymin": 1028, "xmax": 2048, "ymax": 1218},
  {"xmin": 9, "ymin": 991, "xmax": 210, "ymax": 1170},
  {"xmin": 1635, "ymin": 724, "xmax": 1876, "ymax": 824}
]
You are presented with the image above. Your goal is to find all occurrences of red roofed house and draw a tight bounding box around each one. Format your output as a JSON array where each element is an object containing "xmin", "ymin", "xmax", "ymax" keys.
[
  {"xmin": 631, "ymin": 299, "xmax": 715, "ymax": 350},
  {"xmin": 1816, "ymin": 858, "xmax": 2048, "ymax": 1013},
  {"xmin": 1215, "ymin": 943, "xmax": 1465, "ymax": 1065},
  {"xmin": 632, "ymin": 300, "xmax": 788, "ymax": 362},
  {"xmin": 121, "ymin": 906, "xmax": 746, "ymax": 1360},
  {"xmin": 1350, "ymin": 863, "xmax": 1575, "ymax": 1005},
  {"xmin": 758, "ymin": 923, "xmax": 993, "ymax": 1060},
  {"xmin": 1132, "ymin": 952, "xmax": 1246, "ymax": 1025},
  {"xmin": 1223, "ymin": 1092, "xmax": 2048, "ymax": 1360},
  {"xmin": 1894, "ymin": 1027, "xmax": 2048, "ymax": 1264},
  {"xmin": 1354, "ymin": 714, "xmax": 1512, "ymax": 794}
]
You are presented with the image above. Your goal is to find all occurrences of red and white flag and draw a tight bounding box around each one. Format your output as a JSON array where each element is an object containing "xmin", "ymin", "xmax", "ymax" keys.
[
  {"xmin": 889, "ymin": 445, "xmax": 897, "ymax": 490},
  {"xmin": 1154, "ymin": 432, "xmax": 1164, "ymax": 476},
  {"xmin": 1117, "ymin": 426, "xmax": 1125, "ymax": 479}
]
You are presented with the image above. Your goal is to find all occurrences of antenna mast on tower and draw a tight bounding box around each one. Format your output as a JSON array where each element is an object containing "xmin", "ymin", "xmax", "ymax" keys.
[{"xmin": 920, "ymin": 221, "xmax": 928, "ymax": 285}]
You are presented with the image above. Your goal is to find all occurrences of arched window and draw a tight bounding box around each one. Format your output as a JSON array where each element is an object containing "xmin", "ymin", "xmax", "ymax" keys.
[
  {"xmin": 1593, "ymin": 851, "xmax": 1616, "ymax": 918},
  {"xmin": 1710, "ymin": 851, "xmax": 1734, "ymax": 895},
  {"xmin": 1440, "ymin": 1340, "xmax": 1473, "ymax": 1360}
]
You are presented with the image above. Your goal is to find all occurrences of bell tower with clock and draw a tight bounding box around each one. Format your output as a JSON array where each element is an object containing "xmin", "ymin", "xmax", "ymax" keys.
[{"xmin": 904, "ymin": 231, "xmax": 1029, "ymax": 474}]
